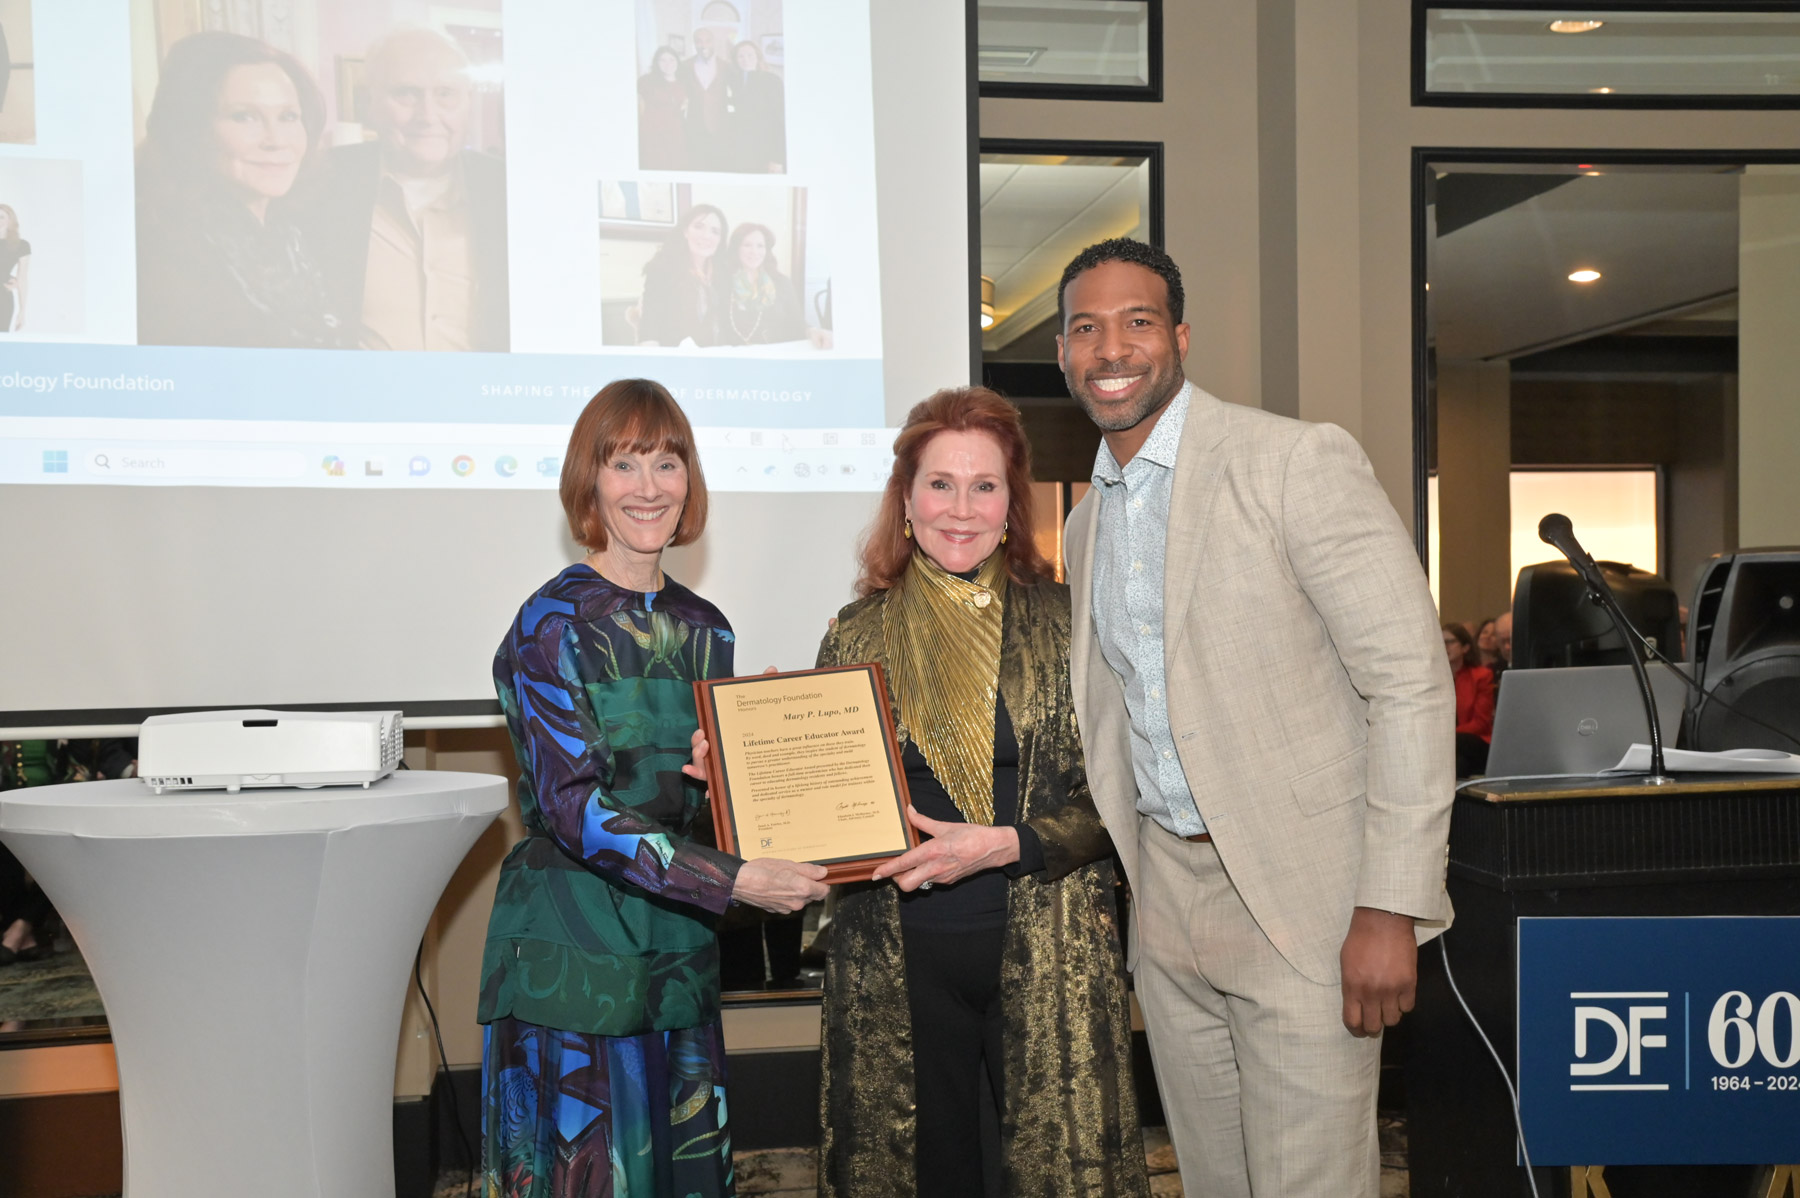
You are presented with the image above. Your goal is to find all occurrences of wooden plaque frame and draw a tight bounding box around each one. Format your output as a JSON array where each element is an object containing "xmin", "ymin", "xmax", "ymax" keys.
[{"xmin": 694, "ymin": 663, "xmax": 917, "ymax": 884}]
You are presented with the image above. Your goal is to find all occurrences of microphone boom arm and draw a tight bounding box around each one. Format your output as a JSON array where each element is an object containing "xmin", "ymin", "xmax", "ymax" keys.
[{"xmin": 1536, "ymin": 513, "xmax": 1670, "ymax": 782}]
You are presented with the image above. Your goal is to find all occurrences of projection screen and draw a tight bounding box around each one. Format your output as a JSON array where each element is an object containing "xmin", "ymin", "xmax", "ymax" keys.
[{"xmin": 0, "ymin": 0, "xmax": 971, "ymax": 734}]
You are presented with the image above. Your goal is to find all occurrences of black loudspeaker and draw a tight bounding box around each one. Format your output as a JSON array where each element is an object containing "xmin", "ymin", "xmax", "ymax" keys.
[
  {"xmin": 1687, "ymin": 550, "xmax": 1800, "ymax": 752},
  {"xmin": 1512, "ymin": 560, "xmax": 1681, "ymax": 670}
]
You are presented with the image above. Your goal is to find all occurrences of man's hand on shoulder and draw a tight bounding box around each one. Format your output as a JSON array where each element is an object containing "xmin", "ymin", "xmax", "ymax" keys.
[{"xmin": 1340, "ymin": 906, "xmax": 1416, "ymax": 1037}]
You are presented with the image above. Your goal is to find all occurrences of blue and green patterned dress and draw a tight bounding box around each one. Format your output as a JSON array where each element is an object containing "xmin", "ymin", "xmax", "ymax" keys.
[{"xmin": 479, "ymin": 564, "xmax": 743, "ymax": 1197}]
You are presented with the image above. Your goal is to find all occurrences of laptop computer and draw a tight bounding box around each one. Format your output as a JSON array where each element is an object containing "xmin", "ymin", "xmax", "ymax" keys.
[{"xmin": 1484, "ymin": 663, "xmax": 1689, "ymax": 778}]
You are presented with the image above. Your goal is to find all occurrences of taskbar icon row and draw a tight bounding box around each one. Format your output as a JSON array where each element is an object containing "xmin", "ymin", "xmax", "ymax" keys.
[
  {"xmin": 17, "ymin": 436, "xmax": 896, "ymax": 490},
  {"xmin": 317, "ymin": 453, "xmax": 557, "ymax": 480}
]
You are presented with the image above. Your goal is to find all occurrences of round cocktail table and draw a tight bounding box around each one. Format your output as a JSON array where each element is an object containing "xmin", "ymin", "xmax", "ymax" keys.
[{"xmin": 0, "ymin": 770, "xmax": 508, "ymax": 1197}]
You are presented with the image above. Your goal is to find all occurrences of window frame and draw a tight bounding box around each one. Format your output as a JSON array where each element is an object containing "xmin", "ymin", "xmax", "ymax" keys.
[
  {"xmin": 1413, "ymin": 0, "xmax": 1800, "ymax": 110},
  {"xmin": 974, "ymin": 137, "xmax": 1167, "ymax": 396},
  {"xmin": 976, "ymin": 0, "xmax": 1164, "ymax": 103},
  {"xmin": 1409, "ymin": 146, "xmax": 1800, "ymax": 563}
]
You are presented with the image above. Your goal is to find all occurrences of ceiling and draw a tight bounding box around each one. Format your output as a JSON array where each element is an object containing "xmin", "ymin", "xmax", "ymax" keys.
[
  {"xmin": 979, "ymin": 157, "xmax": 1149, "ymax": 351},
  {"xmin": 1429, "ymin": 168, "xmax": 1741, "ymax": 361},
  {"xmin": 979, "ymin": 158, "xmax": 1756, "ymax": 373}
]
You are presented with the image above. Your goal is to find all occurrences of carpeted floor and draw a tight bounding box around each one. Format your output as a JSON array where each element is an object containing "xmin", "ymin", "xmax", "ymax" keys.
[
  {"xmin": 9, "ymin": 947, "xmax": 1413, "ymax": 1198},
  {"xmin": 430, "ymin": 1119, "xmax": 1413, "ymax": 1197},
  {"xmin": 0, "ymin": 943, "xmax": 106, "ymax": 1026}
]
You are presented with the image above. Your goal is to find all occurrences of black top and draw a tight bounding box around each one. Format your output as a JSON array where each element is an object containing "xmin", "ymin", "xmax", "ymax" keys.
[
  {"xmin": 897, "ymin": 692, "xmax": 1047, "ymax": 932},
  {"xmin": 134, "ymin": 188, "xmax": 347, "ymax": 350},
  {"xmin": 0, "ymin": 239, "xmax": 29, "ymax": 279},
  {"xmin": 724, "ymin": 69, "xmax": 786, "ymax": 172},
  {"xmin": 638, "ymin": 256, "xmax": 713, "ymax": 346}
]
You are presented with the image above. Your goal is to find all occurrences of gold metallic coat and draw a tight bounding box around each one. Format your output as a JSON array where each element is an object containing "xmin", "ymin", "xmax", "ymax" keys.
[{"xmin": 815, "ymin": 579, "xmax": 1149, "ymax": 1198}]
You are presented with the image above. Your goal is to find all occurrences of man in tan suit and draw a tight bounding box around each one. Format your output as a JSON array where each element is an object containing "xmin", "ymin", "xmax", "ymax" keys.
[{"xmin": 1058, "ymin": 239, "xmax": 1453, "ymax": 1196}]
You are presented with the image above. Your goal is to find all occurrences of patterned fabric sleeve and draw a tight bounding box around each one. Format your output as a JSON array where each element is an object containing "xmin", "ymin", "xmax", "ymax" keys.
[
  {"xmin": 510, "ymin": 613, "xmax": 740, "ymax": 915},
  {"xmin": 1028, "ymin": 728, "xmax": 1116, "ymax": 883},
  {"xmin": 813, "ymin": 612, "xmax": 846, "ymax": 670},
  {"xmin": 1021, "ymin": 590, "xmax": 1117, "ymax": 882}
]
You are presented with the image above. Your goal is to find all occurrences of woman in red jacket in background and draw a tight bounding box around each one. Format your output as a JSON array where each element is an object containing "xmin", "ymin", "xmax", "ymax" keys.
[{"xmin": 1443, "ymin": 622, "xmax": 1495, "ymax": 777}]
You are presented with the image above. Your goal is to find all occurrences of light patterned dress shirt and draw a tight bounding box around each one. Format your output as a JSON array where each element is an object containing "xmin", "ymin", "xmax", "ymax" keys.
[
  {"xmin": 361, "ymin": 166, "xmax": 475, "ymax": 353},
  {"xmin": 1091, "ymin": 382, "xmax": 1207, "ymax": 836}
]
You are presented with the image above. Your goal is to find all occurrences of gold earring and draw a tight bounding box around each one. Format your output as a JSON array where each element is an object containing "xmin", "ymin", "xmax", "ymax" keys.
[
  {"xmin": 904, "ymin": 518, "xmax": 913, "ymax": 540},
  {"xmin": 1001, "ymin": 522, "xmax": 1009, "ymax": 545}
]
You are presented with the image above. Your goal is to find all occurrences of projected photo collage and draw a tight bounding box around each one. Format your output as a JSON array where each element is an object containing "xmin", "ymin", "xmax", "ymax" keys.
[
  {"xmin": 602, "ymin": 0, "xmax": 832, "ymax": 355},
  {"xmin": 129, "ymin": 0, "xmax": 508, "ymax": 353},
  {"xmin": 0, "ymin": 0, "xmax": 67, "ymax": 338},
  {"xmin": 0, "ymin": 0, "xmax": 886, "ymax": 489}
]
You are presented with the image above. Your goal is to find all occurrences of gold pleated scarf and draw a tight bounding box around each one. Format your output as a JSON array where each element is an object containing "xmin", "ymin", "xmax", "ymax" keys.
[{"xmin": 883, "ymin": 549, "xmax": 1007, "ymax": 825}]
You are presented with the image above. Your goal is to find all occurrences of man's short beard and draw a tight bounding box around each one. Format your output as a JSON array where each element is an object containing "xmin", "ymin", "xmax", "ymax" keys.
[{"xmin": 1066, "ymin": 364, "xmax": 1185, "ymax": 432}]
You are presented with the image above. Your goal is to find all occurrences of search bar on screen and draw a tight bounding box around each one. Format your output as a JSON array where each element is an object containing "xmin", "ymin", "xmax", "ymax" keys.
[{"xmin": 84, "ymin": 448, "xmax": 308, "ymax": 480}]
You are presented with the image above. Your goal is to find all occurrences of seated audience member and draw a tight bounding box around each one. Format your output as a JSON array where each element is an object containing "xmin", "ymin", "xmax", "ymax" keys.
[
  {"xmin": 0, "ymin": 738, "xmax": 136, "ymax": 967},
  {"xmin": 1475, "ymin": 616, "xmax": 1503, "ymax": 670},
  {"xmin": 1444, "ymin": 622, "xmax": 1495, "ymax": 777},
  {"xmin": 136, "ymin": 32, "xmax": 347, "ymax": 349},
  {"xmin": 0, "ymin": 841, "xmax": 49, "ymax": 967},
  {"xmin": 1493, "ymin": 610, "xmax": 1513, "ymax": 672},
  {"xmin": 716, "ymin": 222, "xmax": 805, "ymax": 345},
  {"xmin": 724, "ymin": 40, "xmax": 785, "ymax": 173},
  {"xmin": 637, "ymin": 203, "xmax": 725, "ymax": 346},
  {"xmin": 306, "ymin": 26, "xmax": 509, "ymax": 352}
]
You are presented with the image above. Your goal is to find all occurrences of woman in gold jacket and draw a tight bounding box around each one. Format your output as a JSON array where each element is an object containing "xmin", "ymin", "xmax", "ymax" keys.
[{"xmin": 815, "ymin": 387, "xmax": 1147, "ymax": 1197}]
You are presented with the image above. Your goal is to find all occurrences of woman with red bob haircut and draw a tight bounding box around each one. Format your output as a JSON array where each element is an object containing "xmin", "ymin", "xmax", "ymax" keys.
[
  {"xmin": 478, "ymin": 379, "xmax": 829, "ymax": 1197},
  {"xmin": 815, "ymin": 387, "xmax": 1148, "ymax": 1196}
]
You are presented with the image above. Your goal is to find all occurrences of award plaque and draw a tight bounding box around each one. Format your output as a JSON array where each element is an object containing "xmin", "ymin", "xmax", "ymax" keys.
[{"xmin": 694, "ymin": 663, "xmax": 917, "ymax": 883}]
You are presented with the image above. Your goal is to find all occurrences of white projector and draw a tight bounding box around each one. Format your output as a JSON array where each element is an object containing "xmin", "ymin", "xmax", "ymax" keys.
[{"xmin": 138, "ymin": 709, "xmax": 404, "ymax": 794}]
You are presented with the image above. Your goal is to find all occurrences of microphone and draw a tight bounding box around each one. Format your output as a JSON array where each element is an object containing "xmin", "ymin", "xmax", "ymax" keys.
[
  {"xmin": 1536, "ymin": 513, "xmax": 1586, "ymax": 573},
  {"xmin": 1536, "ymin": 513, "xmax": 1670, "ymax": 782}
]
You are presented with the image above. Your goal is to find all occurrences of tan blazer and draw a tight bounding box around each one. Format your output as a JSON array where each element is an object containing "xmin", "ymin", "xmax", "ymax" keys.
[{"xmin": 1067, "ymin": 389, "xmax": 1455, "ymax": 985}]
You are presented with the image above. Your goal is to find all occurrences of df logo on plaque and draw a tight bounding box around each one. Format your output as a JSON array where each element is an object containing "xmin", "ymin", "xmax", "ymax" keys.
[{"xmin": 1517, "ymin": 917, "xmax": 1800, "ymax": 1165}]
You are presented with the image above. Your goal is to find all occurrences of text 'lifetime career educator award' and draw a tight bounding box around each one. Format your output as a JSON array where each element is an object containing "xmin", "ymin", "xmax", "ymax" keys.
[{"xmin": 694, "ymin": 664, "xmax": 917, "ymax": 883}]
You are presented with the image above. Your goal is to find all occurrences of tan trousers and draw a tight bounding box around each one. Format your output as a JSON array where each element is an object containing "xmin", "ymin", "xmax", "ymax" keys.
[{"xmin": 1133, "ymin": 817, "xmax": 1382, "ymax": 1197}]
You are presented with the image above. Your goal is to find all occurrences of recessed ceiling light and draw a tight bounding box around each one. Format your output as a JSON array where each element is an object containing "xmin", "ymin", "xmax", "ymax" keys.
[
  {"xmin": 1590, "ymin": 86, "xmax": 1615, "ymax": 94},
  {"xmin": 1569, "ymin": 269, "xmax": 1602, "ymax": 283},
  {"xmin": 1549, "ymin": 19, "xmax": 1605, "ymax": 33}
]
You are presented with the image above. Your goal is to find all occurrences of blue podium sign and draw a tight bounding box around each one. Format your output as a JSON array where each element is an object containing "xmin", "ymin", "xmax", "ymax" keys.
[{"xmin": 1517, "ymin": 917, "xmax": 1800, "ymax": 1165}]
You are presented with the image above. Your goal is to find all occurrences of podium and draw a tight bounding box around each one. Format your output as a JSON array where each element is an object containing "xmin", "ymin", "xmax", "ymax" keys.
[
  {"xmin": 1407, "ymin": 773, "xmax": 1800, "ymax": 1198},
  {"xmin": 0, "ymin": 771, "xmax": 508, "ymax": 1198}
]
